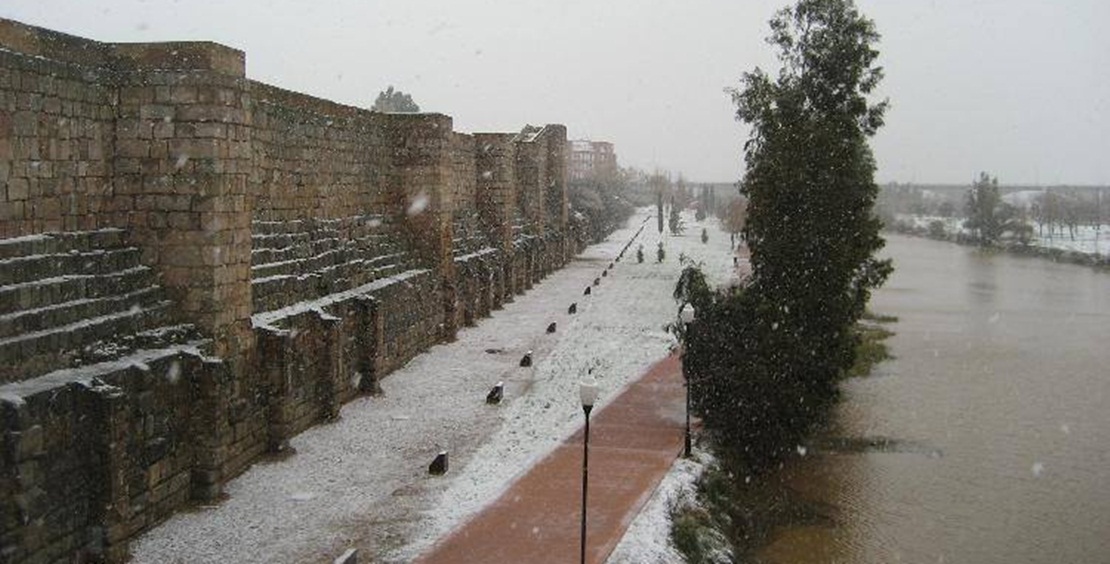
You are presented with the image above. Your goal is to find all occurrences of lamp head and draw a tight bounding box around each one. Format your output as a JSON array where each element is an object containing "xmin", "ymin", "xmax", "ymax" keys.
[{"xmin": 579, "ymin": 377, "xmax": 599, "ymax": 408}]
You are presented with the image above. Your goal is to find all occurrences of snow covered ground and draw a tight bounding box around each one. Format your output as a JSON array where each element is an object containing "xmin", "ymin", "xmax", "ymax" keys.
[
  {"xmin": 606, "ymin": 452, "xmax": 707, "ymax": 564},
  {"xmin": 129, "ymin": 209, "xmax": 739, "ymax": 564},
  {"xmin": 896, "ymin": 214, "xmax": 1110, "ymax": 257},
  {"xmin": 1031, "ymin": 224, "xmax": 1109, "ymax": 256}
]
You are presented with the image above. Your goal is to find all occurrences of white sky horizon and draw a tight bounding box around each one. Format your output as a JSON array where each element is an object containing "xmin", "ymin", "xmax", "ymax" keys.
[{"xmin": 2, "ymin": 0, "xmax": 1107, "ymax": 186}]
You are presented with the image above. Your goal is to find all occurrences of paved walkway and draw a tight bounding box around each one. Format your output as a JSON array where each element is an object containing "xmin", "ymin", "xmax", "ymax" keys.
[{"xmin": 416, "ymin": 354, "xmax": 687, "ymax": 564}]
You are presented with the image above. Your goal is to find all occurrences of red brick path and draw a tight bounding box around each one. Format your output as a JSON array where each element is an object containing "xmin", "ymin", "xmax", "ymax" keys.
[{"xmin": 416, "ymin": 354, "xmax": 687, "ymax": 564}]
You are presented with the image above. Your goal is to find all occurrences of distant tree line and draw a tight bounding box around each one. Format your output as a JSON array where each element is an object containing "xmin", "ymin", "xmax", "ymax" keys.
[
  {"xmin": 567, "ymin": 167, "xmax": 635, "ymax": 244},
  {"xmin": 878, "ymin": 182, "xmax": 1108, "ymax": 244}
]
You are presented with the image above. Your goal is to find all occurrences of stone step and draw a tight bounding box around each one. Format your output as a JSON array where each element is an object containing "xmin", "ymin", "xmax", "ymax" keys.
[
  {"xmin": 0, "ymin": 300, "xmax": 176, "ymax": 384},
  {"xmin": 251, "ymin": 232, "xmax": 310, "ymax": 251},
  {"xmin": 0, "ymin": 285, "xmax": 165, "ymax": 339},
  {"xmin": 251, "ymin": 219, "xmax": 308, "ymax": 236},
  {"xmin": 75, "ymin": 322, "xmax": 204, "ymax": 366},
  {"xmin": 0, "ymin": 266, "xmax": 157, "ymax": 315},
  {"xmin": 0, "ymin": 229, "xmax": 126, "ymax": 260},
  {"xmin": 0, "ymin": 336, "xmax": 213, "ymax": 408},
  {"xmin": 0, "ymin": 247, "xmax": 143, "ymax": 286},
  {"xmin": 250, "ymin": 246, "xmax": 363, "ymax": 280},
  {"xmin": 250, "ymin": 244, "xmax": 313, "ymax": 267}
]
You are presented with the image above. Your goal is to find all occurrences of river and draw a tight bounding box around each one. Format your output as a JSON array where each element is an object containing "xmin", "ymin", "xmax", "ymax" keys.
[{"xmin": 758, "ymin": 234, "xmax": 1110, "ymax": 563}]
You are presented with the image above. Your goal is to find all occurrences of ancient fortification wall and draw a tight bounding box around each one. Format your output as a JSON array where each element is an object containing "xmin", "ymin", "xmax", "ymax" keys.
[{"xmin": 0, "ymin": 18, "xmax": 580, "ymax": 563}]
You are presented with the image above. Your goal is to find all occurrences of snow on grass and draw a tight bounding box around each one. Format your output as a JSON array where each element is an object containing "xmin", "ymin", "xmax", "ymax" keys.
[
  {"xmin": 129, "ymin": 209, "xmax": 739, "ymax": 564},
  {"xmin": 606, "ymin": 453, "xmax": 706, "ymax": 564},
  {"xmin": 1031, "ymin": 224, "xmax": 1109, "ymax": 257},
  {"xmin": 895, "ymin": 214, "xmax": 1110, "ymax": 257}
]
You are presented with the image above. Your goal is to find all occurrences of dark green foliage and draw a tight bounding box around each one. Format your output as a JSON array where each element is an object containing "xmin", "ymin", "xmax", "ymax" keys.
[
  {"xmin": 684, "ymin": 0, "xmax": 892, "ymax": 468},
  {"xmin": 371, "ymin": 86, "xmax": 420, "ymax": 112},
  {"xmin": 669, "ymin": 203, "xmax": 685, "ymax": 235},
  {"xmin": 927, "ymin": 219, "xmax": 947, "ymax": 240},
  {"xmin": 845, "ymin": 323, "xmax": 893, "ymax": 379},
  {"xmin": 669, "ymin": 459, "xmax": 736, "ymax": 563},
  {"xmin": 964, "ymin": 172, "xmax": 1002, "ymax": 245},
  {"xmin": 964, "ymin": 172, "xmax": 1032, "ymax": 246},
  {"xmin": 674, "ymin": 265, "xmax": 712, "ymax": 317}
]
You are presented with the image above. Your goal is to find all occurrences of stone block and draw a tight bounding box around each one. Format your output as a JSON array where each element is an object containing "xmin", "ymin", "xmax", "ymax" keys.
[
  {"xmin": 12, "ymin": 111, "xmax": 37, "ymax": 136},
  {"xmin": 167, "ymin": 212, "xmax": 200, "ymax": 231},
  {"xmin": 14, "ymin": 424, "xmax": 44, "ymax": 460},
  {"xmin": 6, "ymin": 177, "xmax": 29, "ymax": 201},
  {"xmin": 169, "ymin": 86, "xmax": 198, "ymax": 104},
  {"xmin": 119, "ymin": 86, "xmax": 155, "ymax": 106},
  {"xmin": 152, "ymin": 121, "xmax": 174, "ymax": 139},
  {"xmin": 168, "ymin": 138, "xmax": 219, "ymax": 160},
  {"xmin": 139, "ymin": 104, "xmax": 175, "ymax": 121},
  {"xmin": 192, "ymin": 123, "xmax": 227, "ymax": 139},
  {"xmin": 115, "ymin": 138, "xmax": 150, "ymax": 158},
  {"xmin": 176, "ymin": 105, "xmax": 243, "ymax": 124}
]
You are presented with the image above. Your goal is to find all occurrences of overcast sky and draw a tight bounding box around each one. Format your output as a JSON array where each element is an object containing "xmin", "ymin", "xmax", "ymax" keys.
[{"xmin": 3, "ymin": 0, "xmax": 1108, "ymax": 185}]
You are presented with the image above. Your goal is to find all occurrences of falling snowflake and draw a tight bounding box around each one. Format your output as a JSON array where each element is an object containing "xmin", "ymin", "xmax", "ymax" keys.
[
  {"xmin": 165, "ymin": 360, "xmax": 182, "ymax": 384},
  {"xmin": 408, "ymin": 192, "xmax": 430, "ymax": 216}
]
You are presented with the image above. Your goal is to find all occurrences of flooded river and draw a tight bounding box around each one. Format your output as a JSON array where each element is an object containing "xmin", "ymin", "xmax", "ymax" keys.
[{"xmin": 759, "ymin": 235, "xmax": 1110, "ymax": 563}]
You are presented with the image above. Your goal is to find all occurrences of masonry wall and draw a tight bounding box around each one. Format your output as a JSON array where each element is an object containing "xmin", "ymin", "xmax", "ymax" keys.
[
  {"xmin": 249, "ymin": 82, "xmax": 394, "ymax": 222},
  {"xmin": 0, "ymin": 25, "xmax": 117, "ymax": 238},
  {"xmin": 0, "ymin": 17, "xmax": 574, "ymax": 564}
]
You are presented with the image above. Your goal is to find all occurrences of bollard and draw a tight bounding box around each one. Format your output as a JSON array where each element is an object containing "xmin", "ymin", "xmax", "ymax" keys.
[
  {"xmin": 429, "ymin": 451, "xmax": 449, "ymax": 475},
  {"xmin": 487, "ymin": 382, "xmax": 504, "ymax": 404}
]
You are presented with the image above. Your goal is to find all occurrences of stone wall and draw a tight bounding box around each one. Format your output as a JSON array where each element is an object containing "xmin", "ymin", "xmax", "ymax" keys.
[
  {"xmin": 0, "ymin": 23, "xmax": 117, "ymax": 238},
  {"xmin": 0, "ymin": 17, "xmax": 579, "ymax": 563}
]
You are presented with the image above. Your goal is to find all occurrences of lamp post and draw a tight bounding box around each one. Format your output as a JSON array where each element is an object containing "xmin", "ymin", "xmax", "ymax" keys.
[
  {"xmin": 679, "ymin": 303, "xmax": 696, "ymax": 458},
  {"xmin": 578, "ymin": 377, "xmax": 599, "ymax": 564}
]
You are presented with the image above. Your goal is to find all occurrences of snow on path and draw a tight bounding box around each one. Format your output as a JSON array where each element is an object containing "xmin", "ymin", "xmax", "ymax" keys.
[{"xmin": 130, "ymin": 209, "xmax": 738, "ymax": 564}]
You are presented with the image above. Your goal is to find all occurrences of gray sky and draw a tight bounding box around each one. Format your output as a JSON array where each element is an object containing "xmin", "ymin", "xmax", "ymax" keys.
[{"xmin": 3, "ymin": 0, "xmax": 1108, "ymax": 184}]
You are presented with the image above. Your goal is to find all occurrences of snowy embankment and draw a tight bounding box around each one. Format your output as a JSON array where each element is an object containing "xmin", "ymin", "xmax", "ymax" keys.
[
  {"xmin": 129, "ymin": 209, "xmax": 738, "ymax": 564},
  {"xmin": 606, "ymin": 451, "xmax": 710, "ymax": 564},
  {"xmin": 895, "ymin": 213, "xmax": 1110, "ymax": 257}
]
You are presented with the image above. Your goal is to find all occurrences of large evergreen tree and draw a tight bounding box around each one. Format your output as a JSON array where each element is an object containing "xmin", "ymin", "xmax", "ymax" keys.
[
  {"xmin": 964, "ymin": 172, "xmax": 1002, "ymax": 245},
  {"xmin": 684, "ymin": 0, "xmax": 891, "ymax": 465},
  {"xmin": 733, "ymin": 0, "xmax": 891, "ymax": 388}
]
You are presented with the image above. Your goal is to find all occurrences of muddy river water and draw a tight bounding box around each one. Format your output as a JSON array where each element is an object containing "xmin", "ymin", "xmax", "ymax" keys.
[{"xmin": 759, "ymin": 235, "xmax": 1110, "ymax": 563}]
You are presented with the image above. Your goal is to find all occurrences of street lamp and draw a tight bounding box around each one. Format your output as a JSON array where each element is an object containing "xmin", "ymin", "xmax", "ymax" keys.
[
  {"xmin": 578, "ymin": 376, "xmax": 599, "ymax": 564},
  {"xmin": 679, "ymin": 303, "xmax": 696, "ymax": 458}
]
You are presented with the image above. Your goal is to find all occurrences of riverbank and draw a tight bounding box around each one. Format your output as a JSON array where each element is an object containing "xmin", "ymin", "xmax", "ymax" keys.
[
  {"xmin": 886, "ymin": 218, "xmax": 1110, "ymax": 270},
  {"xmin": 728, "ymin": 234, "xmax": 1110, "ymax": 563},
  {"xmin": 669, "ymin": 315, "xmax": 896, "ymax": 563}
]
